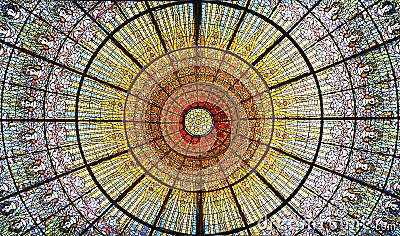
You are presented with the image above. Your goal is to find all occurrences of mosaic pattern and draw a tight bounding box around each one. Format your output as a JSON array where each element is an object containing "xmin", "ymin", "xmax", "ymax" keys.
[
  {"xmin": 124, "ymin": 47, "xmax": 274, "ymax": 192},
  {"xmin": 184, "ymin": 108, "xmax": 213, "ymax": 137},
  {"xmin": 0, "ymin": 0, "xmax": 399, "ymax": 235}
]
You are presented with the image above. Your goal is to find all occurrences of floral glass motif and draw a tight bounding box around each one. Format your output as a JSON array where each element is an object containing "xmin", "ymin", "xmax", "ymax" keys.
[{"xmin": 183, "ymin": 107, "xmax": 214, "ymax": 137}]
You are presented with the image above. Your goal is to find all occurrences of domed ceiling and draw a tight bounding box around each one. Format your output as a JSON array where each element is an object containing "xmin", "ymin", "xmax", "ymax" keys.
[{"xmin": 0, "ymin": 0, "xmax": 400, "ymax": 235}]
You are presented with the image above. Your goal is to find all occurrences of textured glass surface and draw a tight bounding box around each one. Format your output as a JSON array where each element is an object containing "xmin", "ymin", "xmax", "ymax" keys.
[{"xmin": 0, "ymin": 0, "xmax": 399, "ymax": 235}]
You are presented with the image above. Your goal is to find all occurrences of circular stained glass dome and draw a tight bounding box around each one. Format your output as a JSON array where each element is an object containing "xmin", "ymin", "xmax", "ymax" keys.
[{"xmin": 0, "ymin": 0, "xmax": 400, "ymax": 235}]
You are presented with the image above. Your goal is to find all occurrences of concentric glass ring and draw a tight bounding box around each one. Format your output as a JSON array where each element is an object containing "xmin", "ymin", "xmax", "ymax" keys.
[{"xmin": 124, "ymin": 47, "xmax": 275, "ymax": 192}]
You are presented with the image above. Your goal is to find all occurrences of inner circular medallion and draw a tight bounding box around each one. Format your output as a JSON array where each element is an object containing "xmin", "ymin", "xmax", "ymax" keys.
[
  {"xmin": 124, "ymin": 46, "xmax": 275, "ymax": 192},
  {"xmin": 184, "ymin": 107, "xmax": 214, "ymax": 137}
]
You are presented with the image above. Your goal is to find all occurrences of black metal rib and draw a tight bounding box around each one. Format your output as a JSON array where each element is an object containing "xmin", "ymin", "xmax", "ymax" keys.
[
  {"xmin": 251, "ymin": 0, "xmax": 323, "ymax": 66},
  {"xmin": 303, "ymin": 0, "xmax": 384, "ymax": 53},
  {"xmin": 0, "ymin": 38, "xmax": 128, "ymax": 93},
  {"xmin": 74, "ymin": 2, "xmax": 144, "ymax": 69},
  {"xmin": 322, "ymin": 78, "xmax": 390, "ymax": 97},
  {"xmin": 353, "ymin": 1, "xmax": 400, "ymax": 234},
  {"xmin": 80, "ymin": 174, "xmax": 145, "ymax": 235},
  {"xmin": 88, "ymin": 73, "xmax": 129, "ymax": 92},
  {"xmin": 273, "ymin": 116, "xmax": 397, "ymax": 121},
  {"xmin": 287, "ymin": 203, "xmax": 324, "ymax": 236},
  {"xmin": 269, "ymin": 34, "xmax": 400, "ymax": 90},
  {"xmin": 67, "ymin": 1, "xmax": 197, "ymax": 235},
  {"xmin": 273, "ymin": 1, "xmax": 357, "ymax": 231},
  {"xmin": 272, "ymin": 147, "xmax": 400, "ymax": 200},
  {"xmin": 127, "ymin": 90, "xmax": 180, "ymax": 116},
  {"xmin": 0, "ymin": 150, "xmax": 128, "ymax": 202},
  {"xmin": 321, "ymin": 141, "xmax": 399, "ymax": 159},
  {"xmin": 16, "ymin": 2, "xmax": 93, "ymax": 54},
  {"xmin": 110, "ymin": 37, "xmax": 144, "ymax": 69},
  {"xmin": 194, "ymin": 1, "xmax": 202, "ymax": 45},
  {"xmin": 0, "ymin": 118, "xmax": 126, "ymax": 123},
  {"xmin": 300, "ymin": 184, "xmax": 384, "ymax": 235},
  {"xmin": 149, "ymin": 189, "xmax": 173, "ymax": 235},
  {"xmin": 251, "ymin": 35, "xmax": 285, "ymax": 66},
  {"xmin": 116, "ymin": 174, "xmax": 146, "ymax": 202},
  {"xmin": 145, "ymin": 1, "xmax": 168, "ymax": 52},
  {"xmin": 15, "ymin": 3, "xmax": 109, "ymax": 235},
  {"xmin": 119, "ymin": 219, "xmax": 133, "ymax": 236},
  {"xmin": 267, "ymin": 0, "xmax": 281, "ymax": 18},
  {"xmin": 4, "ymin": 80, "xmax": 75, "ymax": 97},
  {"xmin": 24, "ymin": 186, "xmax": 97, "ymax": 234},
  {"xmin": 10, "ymin": 144, "xmax": 77, "ymax": 160},
  {"xmin": 0, "ymin": 118, "xmax": 76, "ymax": 122},
  {"xmin": 255, "ymin": 172, "xmax": 285, "ymax": 202},
  {"xmin": 229, "ymin": 186, "xmax": 251, "ymax": 235},
  {"xmin": 255, "ymin": 168, "xmax": 322, "ymax": 235},
  {"xmin": 0, "ymin": 2, "xmax": 47, "ymax": 234},
  {"xmin": 226, "ymin": 0, "xmax": 250, "ymax": 49},
  {"xmin": 196, "ymin": 192, "xmax": 204, "ymax": 235},
  {"xmin": 113, "ymin": 1, "xmax": 128, "ymax": 20},
  {"xmin": 80, "ymin": 204, "xmax": 115, "ymax": 234},
  {"xmin": 69, "ymin": 1, "xmax": 318, "ymax": 234}
]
